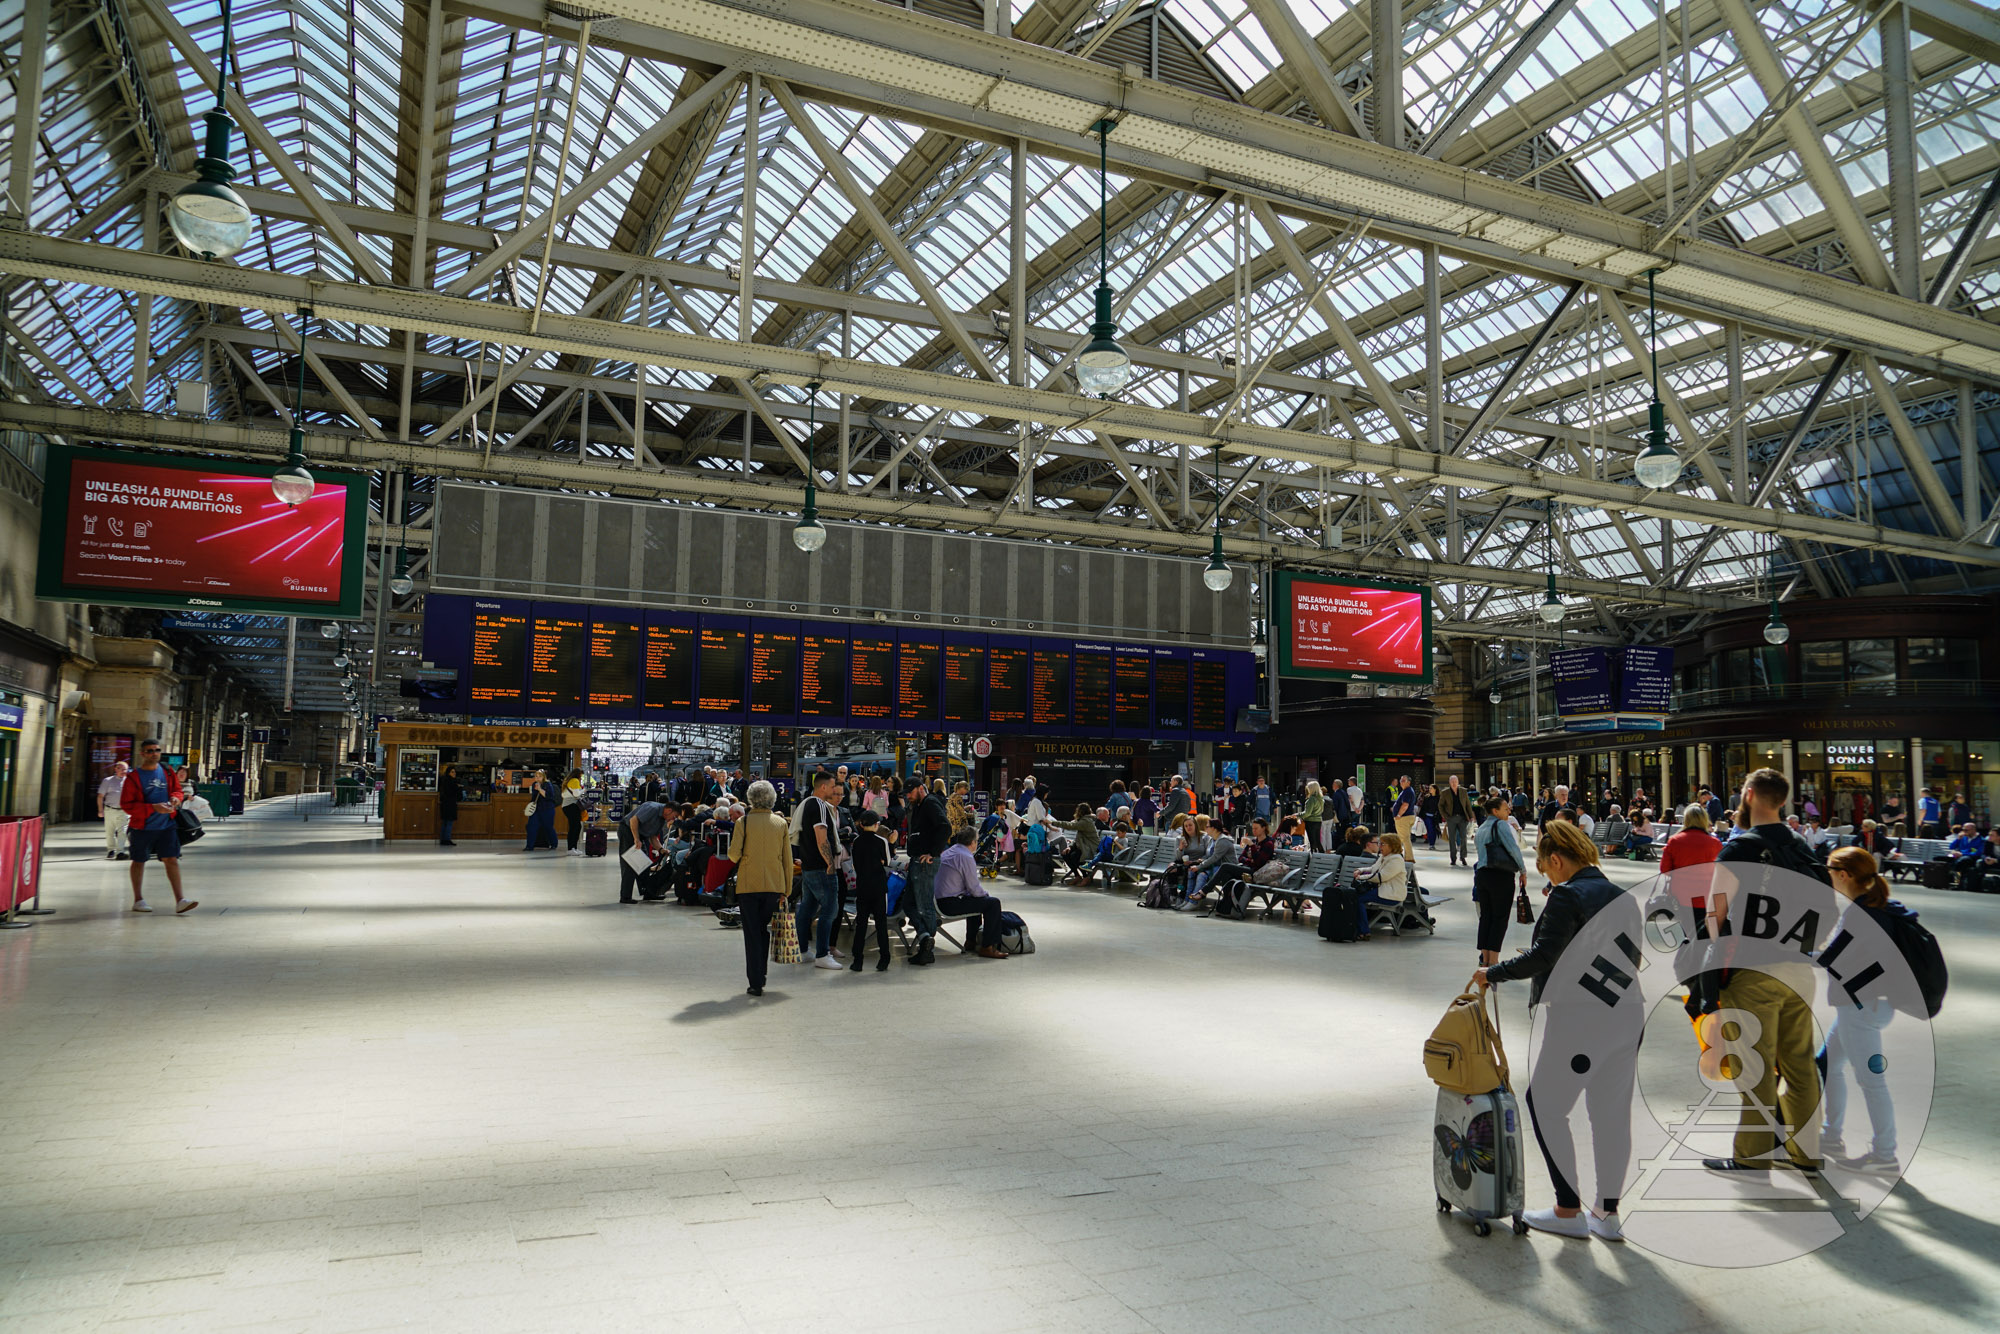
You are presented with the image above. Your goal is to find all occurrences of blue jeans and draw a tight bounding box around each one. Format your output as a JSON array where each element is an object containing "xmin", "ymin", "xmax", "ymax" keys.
[
  {"xmin": 796, "ymin": 870, "xmax": 840, "ymax": 958},
  {"xmin": 905, "ymin": 859, "xmax": 939, "ymax": 938},
  {"xmin": 1823, "ymin": 997, "xmax": 1896, "ymax": 1155},
  {"xmin": 1357, "ymin": 891, "xmax": 1394, "ymax": 935},
  {"xmin": 440, "ymin": 819, "xmax": 455, "ymax": 843}
]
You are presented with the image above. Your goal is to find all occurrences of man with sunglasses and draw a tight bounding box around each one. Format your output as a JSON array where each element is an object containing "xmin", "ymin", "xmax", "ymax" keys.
[{"xmin": 120, "ymin": 739, "xmax": 197, "ymax": 914}]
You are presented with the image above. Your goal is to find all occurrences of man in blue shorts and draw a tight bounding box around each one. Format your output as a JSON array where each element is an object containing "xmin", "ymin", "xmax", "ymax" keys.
[{"xmin": 122, "ymin": 739, "xmax": 197, "ymax": 914}]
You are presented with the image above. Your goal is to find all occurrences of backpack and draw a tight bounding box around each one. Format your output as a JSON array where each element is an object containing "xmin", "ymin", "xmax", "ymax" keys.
[
  {"xmin": 998, "ymin": 909, "xmax": 1035, "ymax": 955},
  {"xmin": 1139, "ymin": 876, "xmax": 1176, "ymax": 910},
  {"xmin": 1727, "ymin": 827, "xmax": 1833, "ymax": 886},
  {"xmin": 1425, "ymin": 982, "xmax": 1511, "ymax": 1096},
  {"xmin": 1882, "ymin": 904, "xmax": 1948, "ymax": 1017}
]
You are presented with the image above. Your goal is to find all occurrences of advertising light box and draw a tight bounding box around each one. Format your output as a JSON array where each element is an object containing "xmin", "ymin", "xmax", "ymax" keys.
[
  {"xmin": 37, "ymin": 444, "xmax": 368, "ymax": 617},
  {"xmin": 1275, "ymin": 570, "xmax": 1431, "ymax": 686}
]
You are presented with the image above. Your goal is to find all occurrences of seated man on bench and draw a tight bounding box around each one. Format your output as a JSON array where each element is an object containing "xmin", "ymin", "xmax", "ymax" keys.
[{"xmin": 934, "ymin": 825, "xmax": 1010, "ymax": 959}]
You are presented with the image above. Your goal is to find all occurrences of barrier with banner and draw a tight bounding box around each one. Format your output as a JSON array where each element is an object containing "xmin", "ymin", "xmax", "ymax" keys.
[{"xmin": 0, "ymin": 815, "xmax": 48, "ymax": 929}]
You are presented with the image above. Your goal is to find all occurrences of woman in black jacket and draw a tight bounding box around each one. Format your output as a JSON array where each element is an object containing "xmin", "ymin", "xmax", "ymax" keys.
[
  {"xmin": 1474, "ymin": 819, "xmax": 1634, "ymax": 1243},
  {"xmin": 438, "ymin": 765, "xmax": 460, "ymax": 846}
]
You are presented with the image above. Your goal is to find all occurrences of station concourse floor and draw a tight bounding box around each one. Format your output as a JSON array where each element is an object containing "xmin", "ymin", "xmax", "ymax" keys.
[{"xmin": 2, "ymin": 801, "xmax": 1996, "ymax": 1334}]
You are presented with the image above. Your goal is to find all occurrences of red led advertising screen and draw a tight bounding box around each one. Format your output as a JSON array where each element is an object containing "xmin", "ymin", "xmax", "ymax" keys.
[
  {"xmin": 37, "ymin": 445, "xmax": 368, "ymax": 617},
  {"xmin": 1275, "ymin": 570, "xmax": 1431, "ymax": 685}
]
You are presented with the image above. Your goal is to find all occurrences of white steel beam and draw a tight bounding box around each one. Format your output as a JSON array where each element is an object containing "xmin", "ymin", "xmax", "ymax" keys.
[
  {"xmin": 1241, "ymin": 0, "xmax": 1367, "ymax": 139},
  {"xmin": 1861, "ymin": 354, "xmax": 1965, "ymax": 539},
  {"xmin": 5, "ymin": 0, "xmax": 48, "ymax": 222},
  {"xmin": 1715, "ymin": 0, "xmax": 1896, "ymax": 292}
]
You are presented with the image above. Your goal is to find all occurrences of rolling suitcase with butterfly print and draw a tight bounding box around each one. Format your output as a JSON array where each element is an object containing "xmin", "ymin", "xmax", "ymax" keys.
[{"xmin": 1433, "ymin": 1086, "xmax": 1526, "ymax": 1237}]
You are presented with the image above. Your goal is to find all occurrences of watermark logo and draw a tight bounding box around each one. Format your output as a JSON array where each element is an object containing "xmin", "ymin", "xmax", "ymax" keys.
[{"xmin": 1535, "ymin": 862, "xmax": 1935, "ymax": 1266}]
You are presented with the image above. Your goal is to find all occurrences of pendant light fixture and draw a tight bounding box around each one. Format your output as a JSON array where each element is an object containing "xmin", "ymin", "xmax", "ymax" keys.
[
  {"xmin": 270, "ymin": 310, "xmax": 316, "ymax": 505},
  {"xmin": 1763, "ymin": 599, "xmax": 1790, "ymax": 645},
  {"xmin": 389, "ymin": 551, "xmax": 414, "ymax": 597},
  {"xmin": 167, "ymin": 0, "xmax": 254, "ymax": 261},
  {"xmin": 792, "ymin": 380, "xmax": 827, "ymax": 553},
  {"xmin": 1632, "ymin": 269, "xmax": 1682, "ymax": 490},
  {"xmin": 1202, "ymin": 446, "xmax": 1232, "ymax": 592},
  {"xmin": 1536, "ymin": 506, "xmax": 1564, "ymax": 624},
  {"xmin": 1075, "ymin": 119, "xmax": 1133, "ymax": 397}
]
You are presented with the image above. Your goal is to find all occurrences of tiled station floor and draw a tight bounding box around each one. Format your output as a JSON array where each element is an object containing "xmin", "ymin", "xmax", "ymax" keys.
[{"xmin": 2, "ymin": 799, "xmax": 1996, "ymax": 1333}]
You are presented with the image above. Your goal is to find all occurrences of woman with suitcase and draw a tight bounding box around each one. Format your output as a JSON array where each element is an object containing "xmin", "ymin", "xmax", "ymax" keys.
[
  {"xmin": 1471, "ymin": 794, "xmax": 1526, "ymax": 967},
  {"xmin": 1473, "ymin": 819, "xmax": 1635, "ymax": 1242}
]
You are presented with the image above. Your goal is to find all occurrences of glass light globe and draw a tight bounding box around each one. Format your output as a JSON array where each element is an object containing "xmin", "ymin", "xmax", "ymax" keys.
[
  {"xmin": 271, "ymin": 450, "xmax": 315, "ymax": 506},
  {"xmin": 168, "ymin": 180, "xmax": 253, "ymax": 260},
  {"xmin": 320, "ymin": 621, "xmax": 341, "ymax": 638},
  {"xmin": 1633, "ymin": 441, "xmax": 1681, "ymax": 489},
  {"xmin": 1764, "ymin": 618, "xmax": 1790, "ymax": 646},
  {"xmin": 1076, "ymin": 283, "xmax": 1132, "ymax": 396},
  {"xmin": 793, "ymin": 515, "xmax": 826, "ymax": 553},
  {"xmin": 1076, "ymin": 341, "xmax": 1132, "ymax": 396},
  {"xmin": 333, "ymin": 653, "xmax": 350, "ymax": 668},
  {"xmin": 167, "ymin": 114, "xmax": 254, "ymax": 260},
  {"xmin": 1537, "ymin": 596, "xmax": 1565, "ymax": 625},
  {"xmin": 389, "ymin": 574, "xmax": 414, "ymax": 596},
  {"xmin": 1203, "ymin": 556, "xmax": 1233, "ymax": 592},
  {"xmin": 1489, "ymin": 689, "xmax": 1502, "ymax": 704}
]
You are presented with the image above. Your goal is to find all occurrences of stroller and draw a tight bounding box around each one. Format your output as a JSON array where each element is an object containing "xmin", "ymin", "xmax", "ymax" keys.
[{"xmin": 975, "ymin": 813, "xmax": 1006, "ymax": 878}]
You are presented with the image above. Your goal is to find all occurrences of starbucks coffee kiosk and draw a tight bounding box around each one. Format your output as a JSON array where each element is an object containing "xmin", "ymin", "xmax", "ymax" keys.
[{"xmin": 379, "ymin": 722, "xmax": 593, "ymax": 841}]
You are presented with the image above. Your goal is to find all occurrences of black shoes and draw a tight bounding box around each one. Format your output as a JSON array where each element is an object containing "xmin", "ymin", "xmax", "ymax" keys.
[
  {"xmin": 747, "ymin": 985, "xmax": 763, "ymax": 997},
  {"xmin": 849, "ymin": 957, "xmax": 864, "ymax": 972},
  {"xmin": 909, "ymin": 936, "xmax": 936, "ymax": 966},
  {"xmin": 875, "ymin": 956, "xmax": 890, "ymax": 972}
]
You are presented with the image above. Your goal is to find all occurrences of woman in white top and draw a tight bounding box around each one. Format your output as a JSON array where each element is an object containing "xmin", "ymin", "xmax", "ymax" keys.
[{"xmin": 1350, "ymin": 831, "xmax": 1407, "ymax": 942}]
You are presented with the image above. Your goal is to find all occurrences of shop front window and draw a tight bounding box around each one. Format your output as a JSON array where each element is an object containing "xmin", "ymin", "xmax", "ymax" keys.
[{"xmin": 1822, "ymin": 739, "xmax": 1877, "ymax": 827}]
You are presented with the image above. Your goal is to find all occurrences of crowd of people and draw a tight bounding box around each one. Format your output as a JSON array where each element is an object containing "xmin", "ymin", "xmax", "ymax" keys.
[{"xmin": 616, "ymin": 764, "xmax": 1008, "ymax": 996}]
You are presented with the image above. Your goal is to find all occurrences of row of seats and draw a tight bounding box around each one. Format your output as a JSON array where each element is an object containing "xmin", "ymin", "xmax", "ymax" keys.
[{"xmin": 1092, "ymin": 836, "xmax": 1452, "ymax": 938}]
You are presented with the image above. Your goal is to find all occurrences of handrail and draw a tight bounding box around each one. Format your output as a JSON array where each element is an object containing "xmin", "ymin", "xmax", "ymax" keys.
[{"xmin": 1475, "ymin": 678, "xmax": 1991, "ymax": 743}]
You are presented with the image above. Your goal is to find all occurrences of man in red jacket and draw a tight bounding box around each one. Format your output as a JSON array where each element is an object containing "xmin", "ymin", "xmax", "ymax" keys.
[{"xmin": 121, "ymin": 739, "xmax": 197, "ymax": 914}]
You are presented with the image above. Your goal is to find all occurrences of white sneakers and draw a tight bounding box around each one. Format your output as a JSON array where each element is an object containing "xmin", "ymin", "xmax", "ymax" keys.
[
  {"xmin": 813, "ymin": 955, "xmax": 845, "ymax": 970},
  {"xmin": 1522, "ymin": 1208, "xmax": 1588, "ymax": 1239},
  {"xmin": 131, "ymin": 899, "xmax": 151, "ymax": 912},
  {"xmin": 1522, "ymin": 1208, "xmax": 1623, "ymax": 1241}
]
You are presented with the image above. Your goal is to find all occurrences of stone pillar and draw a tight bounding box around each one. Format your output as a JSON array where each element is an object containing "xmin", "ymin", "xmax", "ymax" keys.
[
  {"xmin": 1192, "ymin": 741, "xmax": 1214, "ymax": 796},
  {"xmin": 1697, "ymin": 743, "xmax": 1713, "ymax": 788},
  {"xmin": 1911, "ymin": 738, "xmax": 1925, "ymax": 826}
]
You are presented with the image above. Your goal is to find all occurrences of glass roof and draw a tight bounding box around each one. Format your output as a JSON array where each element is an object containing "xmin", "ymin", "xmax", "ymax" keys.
[{"xmin": 7, "ymin": 0, "xmax": 2000, "ymax": 645}]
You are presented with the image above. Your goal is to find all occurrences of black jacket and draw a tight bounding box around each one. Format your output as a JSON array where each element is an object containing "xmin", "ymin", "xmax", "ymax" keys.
[
  {"xmin": 1485, "ymin": 865, "xmax": 1622, "ymax": 1007},
  {"xmin": 439, "ymin": 774, "xmax": 460, "ymax": 819},
  {"xmin": 906, "ymin": 792, "xmax": 951, "ymax": 858}
]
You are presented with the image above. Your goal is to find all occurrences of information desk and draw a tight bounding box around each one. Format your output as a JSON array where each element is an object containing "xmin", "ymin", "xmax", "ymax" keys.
[{"xmin": 379, "ymin": 723, "xmax": 593, "ymax": 841}]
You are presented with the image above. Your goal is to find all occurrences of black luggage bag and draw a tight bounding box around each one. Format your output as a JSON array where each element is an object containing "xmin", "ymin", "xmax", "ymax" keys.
[
  {"xmin": 636, "ymin": 858, "xmax": 674, "ymax": 902},
  {"xmin": 1318, "ymin": 884, "xmax": 1361, "ymax": 942},
  {"xmin": 1022, "ymin": 849, "xmax": 1054, "ymax": 886},
  {"xmin": 585, "ymin": 826, "xmax": 608, "ymax": 857}
]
